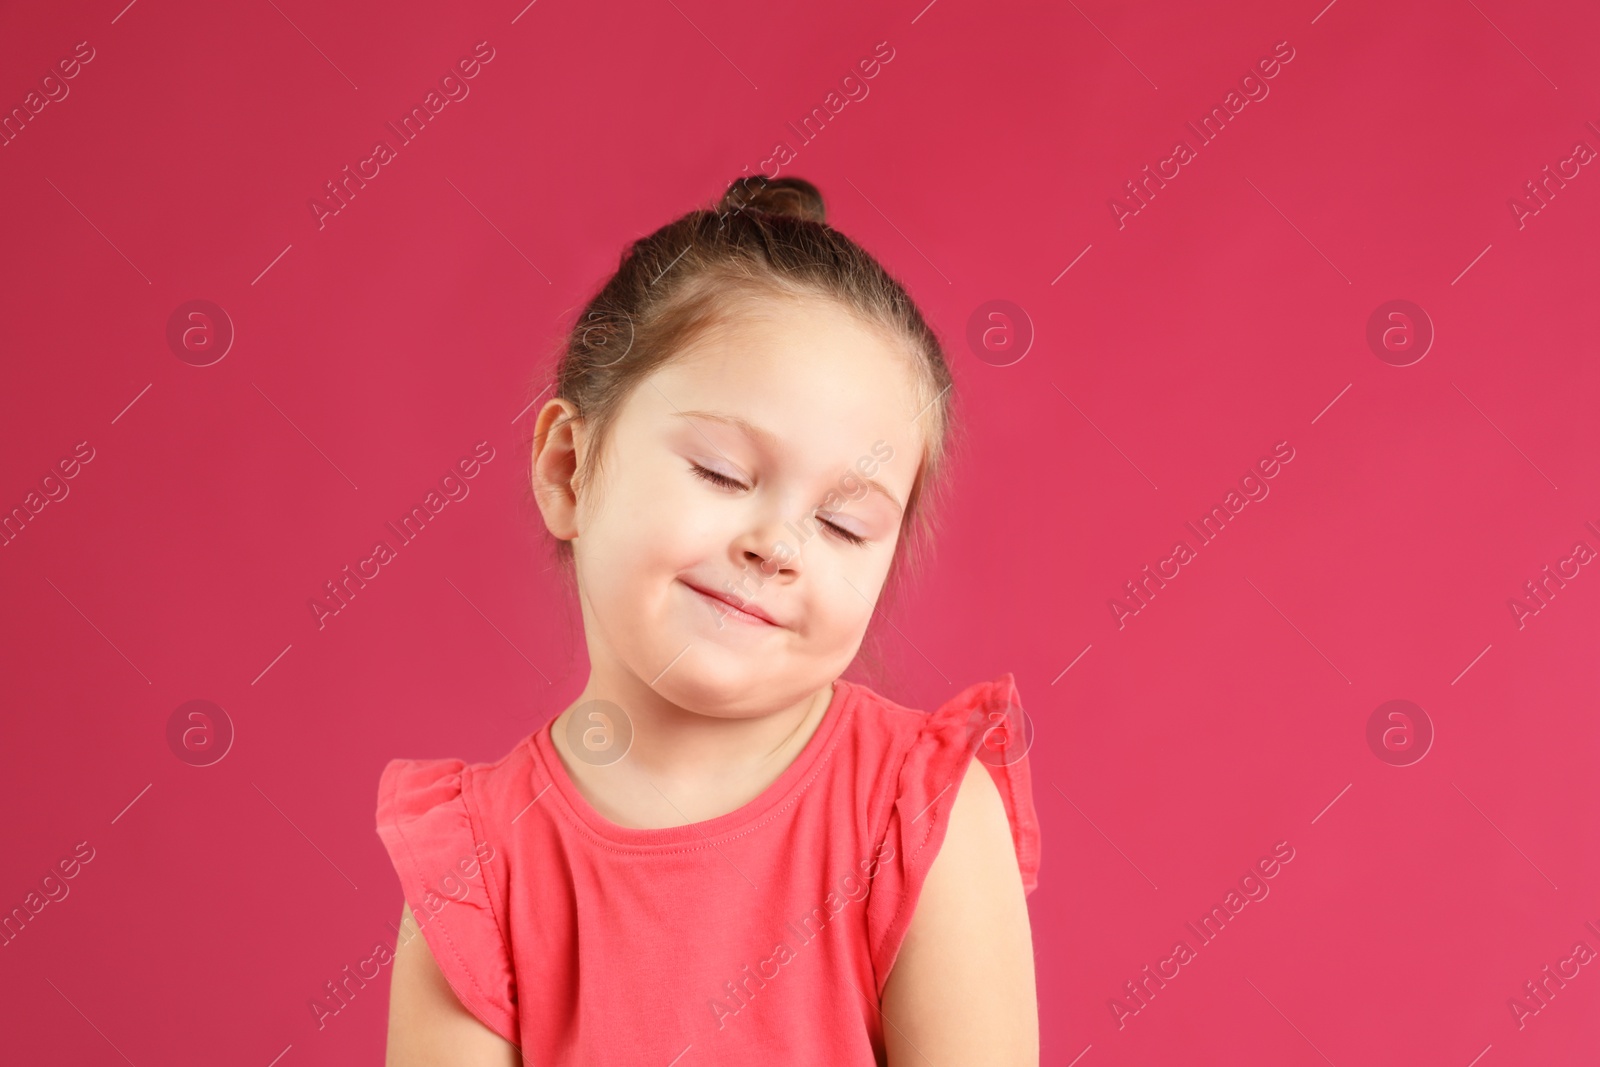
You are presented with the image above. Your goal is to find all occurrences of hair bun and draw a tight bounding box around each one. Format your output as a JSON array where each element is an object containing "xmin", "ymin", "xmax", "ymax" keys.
[{"xmin": 718, "ymin": 175, "xmax": 826, "ymax": 223}]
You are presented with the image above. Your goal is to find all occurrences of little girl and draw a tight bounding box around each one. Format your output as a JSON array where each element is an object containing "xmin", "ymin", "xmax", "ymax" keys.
[{"xmin": 375, "ymin": 175, "xmax": 1043, "ymax": 1065}]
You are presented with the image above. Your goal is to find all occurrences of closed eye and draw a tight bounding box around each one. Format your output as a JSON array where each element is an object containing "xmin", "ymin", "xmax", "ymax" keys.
[
  {"xmin": 689, "ymin": 464, "xmax": 870, "ymax": 547},
  {"xmin": 822, "ymin": 521, "xmax": 868, "ymax": 547},
  {"xmin": 689, "ymin": 463, "xmax": 747, "ymax": 492}
]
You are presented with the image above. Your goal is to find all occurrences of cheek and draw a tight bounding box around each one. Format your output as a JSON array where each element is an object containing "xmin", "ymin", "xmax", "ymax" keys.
[
  {"xmin": 808, "ymin": 552, "xmax": 887, "ymax": 635},
  {"xmin": 579, "ymin": 466, "xmax": 707, "ymax": 600}
]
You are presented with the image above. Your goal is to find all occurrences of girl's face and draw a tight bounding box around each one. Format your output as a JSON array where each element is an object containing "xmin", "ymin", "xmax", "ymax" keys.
[{"xmin": 546, "ymin": 294, "xmax": 928, "ymax": 718}]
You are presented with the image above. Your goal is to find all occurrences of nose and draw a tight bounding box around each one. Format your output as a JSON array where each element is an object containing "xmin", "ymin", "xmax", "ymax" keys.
[
  {"xmin": 744, "ymin": 543, "xmax": 797, "ymax": 581},
  {"xmin": 736, "ymin": 513, "xmax": 802, "ymax": 583}
]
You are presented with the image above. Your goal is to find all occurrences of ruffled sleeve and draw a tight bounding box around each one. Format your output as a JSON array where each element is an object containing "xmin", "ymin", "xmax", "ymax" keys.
[
  {"xmin": 375, "ymin": 758, "xmax": 518, "ymax": 1045},
  {"xmin": 867, "ymin": 674, "xmax": 1042, "ymax": 994}
]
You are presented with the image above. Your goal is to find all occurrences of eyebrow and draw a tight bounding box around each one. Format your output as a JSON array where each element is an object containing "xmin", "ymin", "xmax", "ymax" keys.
[{"xmin": 674, "ymin": 409, "xmax": 905, "ymax": 515}]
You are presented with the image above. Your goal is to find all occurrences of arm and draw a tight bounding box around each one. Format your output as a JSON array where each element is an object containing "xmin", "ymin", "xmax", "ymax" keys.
[
  {"xmin": 880, "ymin": 759, "xmax": 1040, "ymax": 1066},
  {"xmin": 386, "ymin": 903, "xmax": 522, "ymax": 1067}
]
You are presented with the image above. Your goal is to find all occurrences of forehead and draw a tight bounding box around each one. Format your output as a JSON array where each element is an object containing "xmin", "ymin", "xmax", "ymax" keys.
[{"xmin": 636, "ymin": 294, "xmax": 928, "ymax": 494}]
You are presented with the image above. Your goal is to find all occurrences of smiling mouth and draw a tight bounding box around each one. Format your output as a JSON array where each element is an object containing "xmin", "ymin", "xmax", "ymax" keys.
[{"xmin": 681, "ymin": 580, "xmax": 781, "ymax": 627}]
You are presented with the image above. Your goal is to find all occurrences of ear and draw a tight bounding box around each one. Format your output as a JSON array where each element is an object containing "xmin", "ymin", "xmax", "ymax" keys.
[{"xmin": 531, "ymin": 397, "xmax": 587, "ymax": 542}]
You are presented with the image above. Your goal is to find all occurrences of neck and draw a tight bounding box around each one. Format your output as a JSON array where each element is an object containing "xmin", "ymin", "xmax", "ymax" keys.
[{"xmin": 557, "ymin": 671, "xmax": 836, "ymax": 791}]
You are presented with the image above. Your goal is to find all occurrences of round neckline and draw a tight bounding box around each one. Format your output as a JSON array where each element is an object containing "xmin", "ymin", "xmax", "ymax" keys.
[{"xmin": 528, "ymin": 679, "xmax": 855, "ymax": 848}]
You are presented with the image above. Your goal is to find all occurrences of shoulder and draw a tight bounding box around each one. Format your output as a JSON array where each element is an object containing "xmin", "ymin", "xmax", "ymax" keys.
[
  {"xmin": 850, "ymin": 674, "xmax": 1040, "ymax": 882},
  {"xmin": 880, "ymin": 753, "xmax": 1039, "ymax": 1064},
  {"xmin": 873, "ymin": 677, "xmax": 1042, "ymax": 1065},
  {"xmin": 374, "ymin": 735, "xmax": 541, "ymax": 932},
  {"xmin": 845, "ymin": 674, "xmax": 1023, "ymax": 760},
  {"xmin": 859, "ymin": 672, "xmax": 1043, "ymax": 988},
  {"xmin": 839, "ymin": 674, "xmax": 1000, "ymax": 796},
  {"xmin": 374, "ymin": 738, "xmax": 534, "ymax": 1047},
  {"xmin": 377, "ymin": 734, "xmax": 539, "ymax": 841}
]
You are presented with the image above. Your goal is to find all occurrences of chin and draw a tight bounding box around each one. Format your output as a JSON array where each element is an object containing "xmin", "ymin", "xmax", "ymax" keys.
[
  {"xmin": 664, "ymin": 653, "xmax": 766, "ymax": 704},
  {"xmin": 642, "ymin": 653, "xmax": 795, "ymax": 718}
]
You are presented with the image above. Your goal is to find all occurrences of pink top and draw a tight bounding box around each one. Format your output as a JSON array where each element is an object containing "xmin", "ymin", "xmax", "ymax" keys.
[{"xmin": 375, "ymin": 673, "xmax": 1042, "ymax": 1064}]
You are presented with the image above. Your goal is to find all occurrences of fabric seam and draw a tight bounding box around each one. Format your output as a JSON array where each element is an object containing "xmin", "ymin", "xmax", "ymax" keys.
[
  {"xmin": 382, "ymin": 761, "xmax": 518, "ymax": 1044},
  {"xmin": 526, "ymin": 692, "xmax": 858, "ymax": 857},
  {"xmin": 459, "ymin": 762, "xmax": 518, "ymax": 1014},
  {"xmin": 871, "ymin": 680, "xmax": 1018, "ymax": 994}
]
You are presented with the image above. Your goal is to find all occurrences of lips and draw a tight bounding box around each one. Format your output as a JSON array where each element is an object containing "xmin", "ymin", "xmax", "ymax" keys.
[{"xmin": 681, "ymin": 579, "xmax": 781, "ymax": 627}]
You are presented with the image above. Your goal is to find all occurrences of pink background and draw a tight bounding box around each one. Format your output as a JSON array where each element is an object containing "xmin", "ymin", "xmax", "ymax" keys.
[{"xmin": 2, "ymin": 0, "xmax": 1598, "ymax": 1063}]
